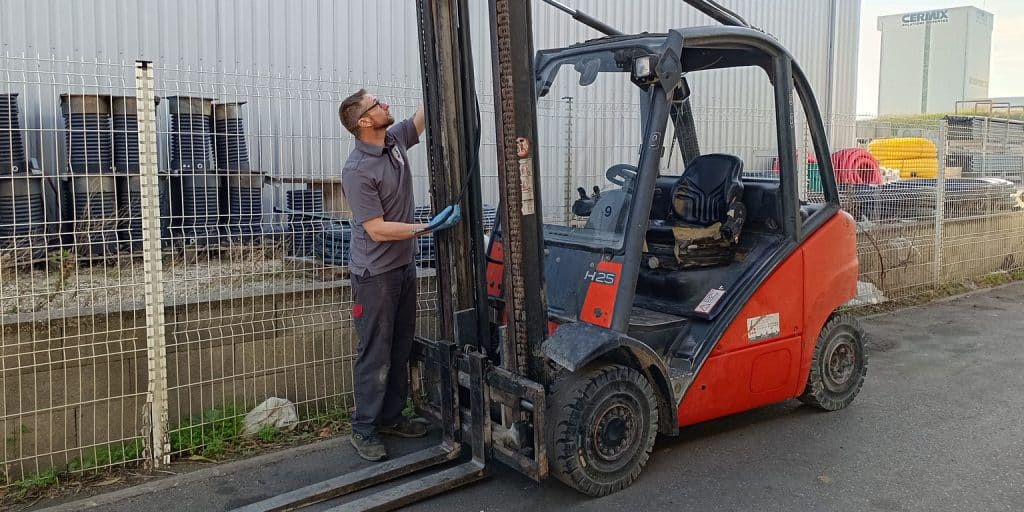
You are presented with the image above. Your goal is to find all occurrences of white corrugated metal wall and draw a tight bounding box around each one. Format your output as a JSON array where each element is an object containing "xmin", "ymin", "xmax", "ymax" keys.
[{"xmin": 0, "ymin": 0, "xmax": 860, "ymax": 211}]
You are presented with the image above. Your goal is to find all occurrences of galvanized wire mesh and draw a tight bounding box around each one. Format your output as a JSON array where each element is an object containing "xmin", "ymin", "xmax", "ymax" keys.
[
  {"xmin": 840, "ymin": 115, "xmax": 1024, "ymax": 306},
  {"xmin": 0, "ymin": 54, "xmax": 449, "ymax": 482},
  {"xmin": 1, "ymin": 55, "xmax": 149, "ymax": 482},
  {"xmin": 148, "ymin": 64, "xmax": 444, "ymax": 460}
]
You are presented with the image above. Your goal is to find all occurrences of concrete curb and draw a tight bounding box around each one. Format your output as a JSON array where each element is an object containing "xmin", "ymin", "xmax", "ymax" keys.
[{"xmin": 35, "ymin": 435, "xmax": 353, "ymax": 511}]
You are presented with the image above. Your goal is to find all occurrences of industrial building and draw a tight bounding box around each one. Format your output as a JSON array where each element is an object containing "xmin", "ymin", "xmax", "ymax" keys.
[
  {"xmin": 877, "ymin": 5, "xmax": 993, "ymax": 115},
  {"xmin": 0, "ymin": 0, "xmax": 861, "ymax": 210}
]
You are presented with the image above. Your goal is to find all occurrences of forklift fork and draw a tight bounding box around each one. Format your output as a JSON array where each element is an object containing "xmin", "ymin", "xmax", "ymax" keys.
[{"xmin": 232, "ymin": 339, "xmax": 546, "ymax": 512}]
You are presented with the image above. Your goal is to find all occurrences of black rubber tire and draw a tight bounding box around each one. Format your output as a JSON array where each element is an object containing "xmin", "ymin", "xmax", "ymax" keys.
[
  {"xmin": 546, "ymin": 364, "xmax": 658, "ymax": 497},
  {"xmin": 799, "ymin": 314, "xmax": 868, "ymax": 411}
]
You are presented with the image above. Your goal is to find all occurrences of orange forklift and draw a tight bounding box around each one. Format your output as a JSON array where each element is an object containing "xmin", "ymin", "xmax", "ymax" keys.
[{"xmin": 234, "ymin": 0, "xmax": 866, "ymax": 509}]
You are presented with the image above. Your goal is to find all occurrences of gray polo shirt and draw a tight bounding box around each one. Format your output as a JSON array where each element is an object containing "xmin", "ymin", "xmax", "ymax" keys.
[{"xmin": 342, "ymin": 118, "xmax": 420, "ymax": 277}]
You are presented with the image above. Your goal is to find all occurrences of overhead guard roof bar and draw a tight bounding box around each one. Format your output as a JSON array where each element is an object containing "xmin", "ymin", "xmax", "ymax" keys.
[{"xmin": 540, "ymin": 0, "xmax": 751, "ymax": 33}]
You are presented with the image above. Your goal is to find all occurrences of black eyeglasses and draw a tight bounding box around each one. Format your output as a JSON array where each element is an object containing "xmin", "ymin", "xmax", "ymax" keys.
[{"xmin": 360, "ymin": 99, "xmax": 381, "ymax": 118}]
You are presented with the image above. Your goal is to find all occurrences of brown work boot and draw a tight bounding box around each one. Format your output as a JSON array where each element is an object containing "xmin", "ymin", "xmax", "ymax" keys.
[
  {"xmin": 378, "ymin": 418, "xmax": 428, "ymax": 438},
  {"xmin": 350, "ymin": 432, "xmax": 387, "ymax": 461}
]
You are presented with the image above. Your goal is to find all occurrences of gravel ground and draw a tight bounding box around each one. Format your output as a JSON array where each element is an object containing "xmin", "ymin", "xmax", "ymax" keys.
[{"xmin": 0, "ymin": 245, "xmax": 325, "ymax": 315}]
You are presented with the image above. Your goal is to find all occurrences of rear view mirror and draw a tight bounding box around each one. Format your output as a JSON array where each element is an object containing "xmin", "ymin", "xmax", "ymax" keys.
[{"xmin": 678, "ymin": 77, "xmax": 692, "ymax": 102}]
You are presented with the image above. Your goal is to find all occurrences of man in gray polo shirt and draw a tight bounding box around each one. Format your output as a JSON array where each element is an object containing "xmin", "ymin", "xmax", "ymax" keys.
[{"xmin": 338, "ymin": 89, "xmax": 460, "ymax": 461}]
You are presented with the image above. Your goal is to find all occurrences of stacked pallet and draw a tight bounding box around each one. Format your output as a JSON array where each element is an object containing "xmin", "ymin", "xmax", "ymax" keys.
[{"xmin": 867, "ymin": 137, "xmax": 939, "ymax": 179}]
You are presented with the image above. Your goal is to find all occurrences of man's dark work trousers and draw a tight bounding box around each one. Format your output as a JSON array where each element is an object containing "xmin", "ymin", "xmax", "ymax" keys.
[{"xmin": 350, "ymin": 263, "xmax": 417, "ymax": 436}]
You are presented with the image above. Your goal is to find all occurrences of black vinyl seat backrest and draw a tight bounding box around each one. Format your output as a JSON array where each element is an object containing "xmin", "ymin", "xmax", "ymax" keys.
[{"xmin": 672, "ymin": 153, "xmax": 744, "ymax": 227}]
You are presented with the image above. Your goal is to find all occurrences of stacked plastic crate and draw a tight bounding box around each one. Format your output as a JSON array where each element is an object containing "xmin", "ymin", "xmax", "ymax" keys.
[
  {"xmin": 165, "ymin": 96, "xmax": 221, "ymax": 247},
  {"xmin": 60, "ymin": 94, "xmax": 121, "ymax": 259},
  {"xmin": 0, "ymin": 93, "xmax": 48, "ymax": 264},
  {"xmin": 214, "ymin": 101, "xmax": 265, "ymax": 243}
]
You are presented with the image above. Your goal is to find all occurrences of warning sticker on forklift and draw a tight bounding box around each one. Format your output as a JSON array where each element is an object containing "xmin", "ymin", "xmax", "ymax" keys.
[
  {"xmin": 694, "ymin": 287, "xmax": 725, "ymax": 314},
  {"xmin": 747, "ymin": 313, "xmax": 780, "ymax": 342},
  {"xmin": 518, "ymin": 157, "xmax": 535, "ymax": 215}
]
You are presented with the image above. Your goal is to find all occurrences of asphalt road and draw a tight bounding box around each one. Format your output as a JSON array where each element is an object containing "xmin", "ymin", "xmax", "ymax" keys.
[{"xmin": 38, "ymin": 283, "xmax": 1024, "ymax": 512}]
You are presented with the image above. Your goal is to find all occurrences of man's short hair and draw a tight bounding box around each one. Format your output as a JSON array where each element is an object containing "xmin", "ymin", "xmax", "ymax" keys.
[{"xmin": 339, "ymin": 88, "xmax": 367, "ymax": 137}]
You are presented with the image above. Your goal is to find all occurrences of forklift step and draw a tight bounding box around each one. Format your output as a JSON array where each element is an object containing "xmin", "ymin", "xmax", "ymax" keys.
[
  {"xmin": 230, "ymin": 444, "xmax": 460, "ymax": 512},
  {"xmin": 628, "ymin": 306, "xmax": 688, "ymax": 332},
  {"xmin": 322, "ymin": 460, "xmax": 486, "ymax": 512}
]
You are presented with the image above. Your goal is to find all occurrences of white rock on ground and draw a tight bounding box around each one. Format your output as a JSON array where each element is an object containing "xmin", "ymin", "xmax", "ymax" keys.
[
  {"xmin": 845, "ymin": 280, "xmax": 887, "ymax": 307},
  {"xmin": 243, "ymin": 397, "xmax": 299, "ymax": 435}
]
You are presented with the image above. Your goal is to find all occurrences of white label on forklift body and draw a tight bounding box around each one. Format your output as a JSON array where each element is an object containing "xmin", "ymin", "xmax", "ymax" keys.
[
  {"xmin": 747, "ymin": 313, "xmax": 781, "ymax": 342},
  {"xmin": 694, "ymin": 287, "xmax": 725, "ymax": 314},
  {"xmin": 518, "ymin": 157, "xmax": 535, "ymax": 215}
]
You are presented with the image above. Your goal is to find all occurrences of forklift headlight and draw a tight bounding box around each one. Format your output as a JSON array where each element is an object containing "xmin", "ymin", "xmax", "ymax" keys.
[{"xmin": 633, "ymin": 56, "xmax": 653, "ymax": 81}]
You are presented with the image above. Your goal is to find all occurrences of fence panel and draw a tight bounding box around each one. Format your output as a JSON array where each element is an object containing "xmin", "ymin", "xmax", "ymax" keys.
[
  {"xmin": 846, "ymin": 117, "xmax": 947, "ymax": 303},
  {"xmin": 2, "ymin": 56, "xmax": 150, "ymax": 481},
  {"xmin": 1, "ymin": 54, "xmax": 448, "ymax": 482},
  {"xmin": 940, "ymin": 115, "xmax": 1024, "ymax": 282},
  {"xmin": 146, "ymin": 64, "xmax": 442, "ymax": 460}
]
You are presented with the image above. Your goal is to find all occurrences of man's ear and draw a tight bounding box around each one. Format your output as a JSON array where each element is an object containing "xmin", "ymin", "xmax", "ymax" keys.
[{"xmin": 358, "ymin": 117, "xmax": 372, "ymax": 129}]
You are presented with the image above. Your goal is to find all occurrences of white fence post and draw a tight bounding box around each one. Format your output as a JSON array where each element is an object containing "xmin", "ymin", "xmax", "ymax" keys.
[
  {"xmin": 933, "ymin": 120, "xmax": 947, "ymax": 286},
  {"xmin": 136, "ymin": 60, "xmax": 170, "ymax": 467}
]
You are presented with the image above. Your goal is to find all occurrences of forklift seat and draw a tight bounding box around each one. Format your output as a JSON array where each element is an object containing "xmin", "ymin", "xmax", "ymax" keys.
[
  {"xmin": 643, "ymin": 153, "xmax": 747, "ymax": 270},
  {"xmin": 671, "ymin": 153, "xmax": 745, "ymax": 226}
]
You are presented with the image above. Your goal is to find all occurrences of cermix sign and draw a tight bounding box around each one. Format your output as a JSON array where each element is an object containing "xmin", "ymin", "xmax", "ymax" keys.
[{"xmin": 901, "ymin": 9, "xmax": 951, "ymax": 26}]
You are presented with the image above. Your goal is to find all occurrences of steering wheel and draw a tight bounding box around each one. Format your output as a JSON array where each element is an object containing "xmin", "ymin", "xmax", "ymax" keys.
[{"xmin": 605, "ymin": 164, "xmax": 639, "ymax": 187}]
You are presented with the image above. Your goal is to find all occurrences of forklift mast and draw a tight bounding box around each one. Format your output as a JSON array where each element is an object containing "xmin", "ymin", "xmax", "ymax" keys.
[
  {"xmin": 416, "ymin": 0, "xmax": 552, "ymax": 382},
  {"xmin": 484, "ymin": 0, "xmax": 548, "ymax": 380}
]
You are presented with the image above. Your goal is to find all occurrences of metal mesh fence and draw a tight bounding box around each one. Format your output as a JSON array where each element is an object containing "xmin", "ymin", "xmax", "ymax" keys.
[
  {"xmin": 844, "ymin": 115, "xmax": 1024, "ymax": 305},
  {"xmin": 2, "ymin": 53, "xmax": 1024, "ymax": 484},
  {"xmin": 1, "ymin": 56, "xmax": 150, "ymax": 482},
  {"xmin": 0, "ymin": 55, "xmax": 447, "ymax": 482}
]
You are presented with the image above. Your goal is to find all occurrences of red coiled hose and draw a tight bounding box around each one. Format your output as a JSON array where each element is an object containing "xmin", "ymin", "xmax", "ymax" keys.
[{"xmin": 831, "ymin": 148, "xmax": 882, "ymax": 185}]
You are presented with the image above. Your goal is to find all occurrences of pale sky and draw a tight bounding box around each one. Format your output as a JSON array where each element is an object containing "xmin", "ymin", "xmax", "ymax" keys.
[{"xmin": 858, "ymin": 0, "xmax": 1024, "ymax": 114}]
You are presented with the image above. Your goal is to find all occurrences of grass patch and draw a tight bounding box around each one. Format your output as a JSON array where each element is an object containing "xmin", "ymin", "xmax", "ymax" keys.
[
  {"xmin": 978, "ymin": 272, "xmax": 1010, "ymax": 286},
  {"xmin": 301, "ymin": 401, "xmax": 353, "ymax": 439},
  {"xmin": 256, "ymin": 424, "xmax": 283, "ymax": 444},
  {"xmin": 67, "ymin": 440, "xmax": 145, "ymax": 473},
  {"xmin": 170, "ymin": 406, "xmax": 246, "ymax": 458},
  {"xmin": 7, "ymin": 468, "xmax": 58, "ymax": 500},
  {"xmin": 3, "ymin": 401, "xmax": 356, "ymax": 507},
  {"xmin": 305, "ymin": 402, "xmax": 350, "ymax": 424}
]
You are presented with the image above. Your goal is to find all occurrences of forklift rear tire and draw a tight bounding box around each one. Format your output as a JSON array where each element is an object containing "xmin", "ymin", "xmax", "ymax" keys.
[
  {"xmin": 547, "ymin": 364, "xmax": 658, "ymax": 497},
  {"xmin": 798, "ymin": 314, "xmax": 868, "ymax": 411}
]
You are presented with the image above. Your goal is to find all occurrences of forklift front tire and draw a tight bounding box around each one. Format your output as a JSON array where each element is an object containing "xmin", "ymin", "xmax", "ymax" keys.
[
  {"xmin": 799, "ymin": 314, "xmax": 868, "ymax": 411},
  {"xmin": 547, "ymin": 364, "xmax": 659, "ymax": 497}
]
